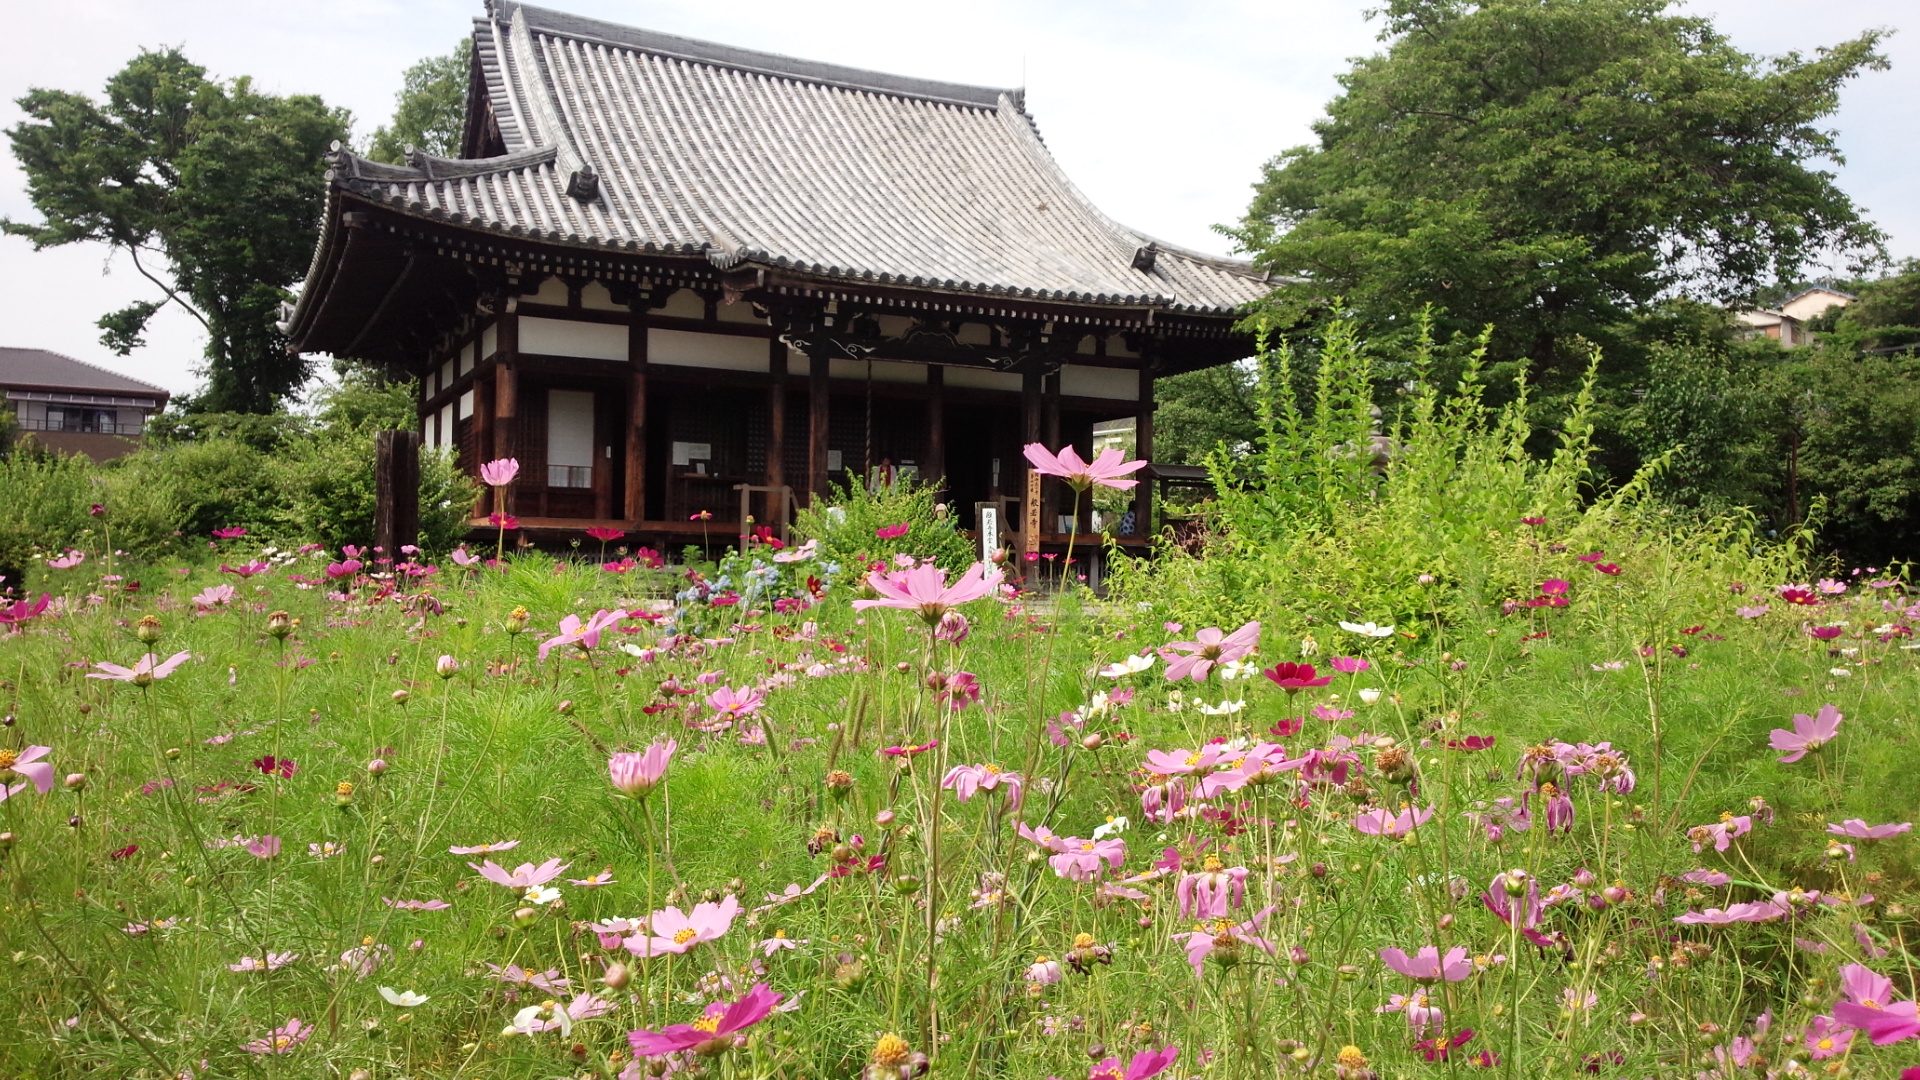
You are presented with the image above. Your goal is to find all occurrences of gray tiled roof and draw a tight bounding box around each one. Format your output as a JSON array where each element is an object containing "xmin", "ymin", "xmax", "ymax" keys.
[
  {"xmin": 0, "ymin": 347, "xmax": 170, "ymax": 400},
  {"xmin": 326, "ymin": 3, "xmax": 1269, "ymax": 315}
]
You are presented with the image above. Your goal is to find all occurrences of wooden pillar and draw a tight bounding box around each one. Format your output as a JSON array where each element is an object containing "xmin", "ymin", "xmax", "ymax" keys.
[
  {"xmin": 1042, "ymin": 370, "xmax": 1062, "ymax": 534},
  {"xmin": 1134, "ymin": 368, "xmax": 1155, "ymax": 537},
  {"xmin": 1021, "ymin": 369, "xmax": 1042, "ymax": 543},
  {"xmin": 493, "ymin": 305, "xmax": 520, "ymax": 515},
  {"xmin": 472, "ymin": 369, "xmax": 494, "ymax": 515},
  {"xmin": 768, "ymin": 339, "xmax": 788, "ymax": 513},
  {"xmin": 626, "ymin": 304, "xmax": 649, "ymax": 523},
  {"xmin": 808, "ymin": 351, "xmax": 830, "ymax": 503},
  {"xmin": 374, "ymin": 430, "xmax": 421, "ymax": 557},
  {"xmin": 925, "ymin": 365, "xmax": 945, "ymax": 487}
]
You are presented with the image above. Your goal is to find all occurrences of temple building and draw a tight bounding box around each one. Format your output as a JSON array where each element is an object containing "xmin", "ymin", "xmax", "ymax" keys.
[{"xmin": 281, "ymin": 2, "xmax": 1267, "ymax": 550}]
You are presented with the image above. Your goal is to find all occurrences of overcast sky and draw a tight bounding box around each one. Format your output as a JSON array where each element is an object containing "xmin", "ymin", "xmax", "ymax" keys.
[{"xmin": 1, "ymin": 0, "xmax": 1911, "ymax": 399}]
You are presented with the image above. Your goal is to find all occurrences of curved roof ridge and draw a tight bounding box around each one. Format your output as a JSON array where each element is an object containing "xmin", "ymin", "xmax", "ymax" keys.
[{"xmin": 502, "ymin": 2, "xmax": 1015, "ymax": 110}]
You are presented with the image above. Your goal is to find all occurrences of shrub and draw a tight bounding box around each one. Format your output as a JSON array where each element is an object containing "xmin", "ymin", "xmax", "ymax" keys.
[{"xmin": 792, "ymin": 476, "xmax": 976, "ymax": 574}]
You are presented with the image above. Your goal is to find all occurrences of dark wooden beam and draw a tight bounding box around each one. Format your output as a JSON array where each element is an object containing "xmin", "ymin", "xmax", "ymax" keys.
[
  {"xmin": 494, "ymin": 306, "xmax": 520, "ymax": 514},
  {"xmin": 1134, "ymin": 369, "xmax": 1155, "ymax": 538},
  {"xmin": 925, "ymin": 364, "xmax": 945, "ymax": 487},
  {"xmin": 767, "ymin": 338, "xmax": 788, "ymax": 499},
  {"xmin": 808, "ymin": 350, "xmax": 831, "ymax": 504},
  {"xmin": 472, "ymin": 364, "xmax": 495, "ymax": 514},
  {"xmin": 374, "ymin": 430, "xmax": 421, "ymax": 558},
  {"xmin": 626, "ymin": 304, "xmax": 649, "ymax": 522}
]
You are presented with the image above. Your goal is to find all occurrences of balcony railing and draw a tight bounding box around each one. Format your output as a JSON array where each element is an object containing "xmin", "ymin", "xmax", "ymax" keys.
[{"xmin": 17, "ymin": 418, "xmax": 143, "ymax": 435}]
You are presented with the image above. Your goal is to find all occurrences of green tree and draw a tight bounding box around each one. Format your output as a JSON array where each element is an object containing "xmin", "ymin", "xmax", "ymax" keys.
[
  {"xmin": 4, "ymin": 49, "xmax": 347, "ymax": 413},
  {"xmin": 1826, "ymin": 259, "xmax": 1920, "ymax": 354},
  {"xmin": 366, "ymin": 40, "xmax": 470, "ymax": 164},
  {"xmin": 1229, "ymin": 0, "xmax": 1889, "ymax": 386}
]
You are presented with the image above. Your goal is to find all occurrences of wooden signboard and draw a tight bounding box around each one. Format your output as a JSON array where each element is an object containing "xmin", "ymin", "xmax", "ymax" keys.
[
  {"xmin": 978, "ymin": 506, "xmax": 999, "ymax": 563},
  {"xmin": 1023, "ymin": 468, "xmax": 1042, "ymax": 557}
]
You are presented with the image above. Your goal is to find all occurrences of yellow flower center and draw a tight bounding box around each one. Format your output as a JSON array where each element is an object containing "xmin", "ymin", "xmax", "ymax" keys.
[
  {"xmin": 1184, "ymin": 752, "xmax": 1202, "ymax": 766},
  {"xmin": 1202, "ymin": 854, "xmax": 1225, "ymax": 873},
  {"xmin": 1720, "ymin": 811, "xmax": 1735, "ymax": 823},
  {"xmin": 274, "ymin": 1036, "xmax": 291, "ymax": 1050},
  {"xmin": 1034, "ymin": 955, "xmax": 1051, "ymax": 963},
  {"xmin": 336, "ymin": 781, "xmax": 354, "ymax": 796},
  {"xmin": 984, "ymin": 764, "xmax": 1001, "ymax": 774},
  {"xmin": 361, "ymin": 936, "xmax": 375, "ymax": 946},
  {"xmin": 773, "ymin": 929, "xmax": 788, "ymax": 939},
  {"xmin": 1818, "ymin": 1037, "xmax": 1834, "ymax": 1050},
  {"xmin": 872, "ymin": 1033, "xmax": 911, "ymax": 1066},
  {"xmin": 1072, "ymin": 932, "xmax": 1097, "ymax": 949},
  {"xmin": 691, "ymin": 1014, "xmax": 721, "ymax": 1034},
  {"xmin": 1336, "ymin": 1046, "xmax": 1368, "ymax": 1069},
  {"xmin": 1080, "ymin": 841, "xmax": 1095, "ymax": 851},
  {"xmin": 673, "ymin": 928, "xmax": 699, "ymax": 944},
  {"xmin": 0, "ymin": 750, "xmax": 16, "ymax": 770}
]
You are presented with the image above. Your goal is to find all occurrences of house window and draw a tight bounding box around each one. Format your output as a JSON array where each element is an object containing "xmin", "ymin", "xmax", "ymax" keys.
[
  {"xmin": 45, "ymin": 407, "xmax": 120, "ymax": 433},
  {"xmin": 546, "ymin": 389, "xmax": 595, "ymax": 489}
]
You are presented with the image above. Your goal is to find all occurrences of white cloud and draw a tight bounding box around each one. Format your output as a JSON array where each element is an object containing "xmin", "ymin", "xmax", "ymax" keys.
[{"xmin": 1, "ymin": 0, "xmax": 1910, "ymax": 399}]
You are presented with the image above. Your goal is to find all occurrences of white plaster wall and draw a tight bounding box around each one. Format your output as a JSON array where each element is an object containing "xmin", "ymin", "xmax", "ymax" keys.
[
  {"xmin": 649, "ymin": 329, "xmax": 768, "ymax": 372},
  {"xmin": 481, "ymin": 325, "xmax": 498, "ymax": 362},
  {"xmin": 944, "ymin": 367, "xmax": 1023, "ymax": 392},
  {"xmin": 1060, "ymin": 364, "xmax": 1140, "ymax": 401},
  {"xmin": 520, "ymin": 317, "xmax": 628, "ymax": 361},
  {"xmin": 829, "ymin": 358, "xmax": 925, "ymax": 383}
]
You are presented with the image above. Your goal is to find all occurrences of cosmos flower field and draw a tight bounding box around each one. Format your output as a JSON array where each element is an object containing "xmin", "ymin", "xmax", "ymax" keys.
[{"xmin": 1, "ymin": 468, "xmax": 1918, "ymax": 1079}]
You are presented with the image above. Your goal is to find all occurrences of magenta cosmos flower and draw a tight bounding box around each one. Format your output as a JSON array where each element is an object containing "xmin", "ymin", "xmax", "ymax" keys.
[
  {"xmin": 853, "ymin": 561, "xmax": 1004, "ymax": 624},
  {"xmin": 1380, "ymin": 945, "xmax": 1472, "ymax": 984},
  {"xmin": 1832, "ymin": 968, "xmax": 1920, "ymax": 1044},
  {"xmin": 479, "ymin": 458, "xmax": 520, "ymax": 487},
  {"xmin": 942, "ymin": 763, "xmax": 1023, "ymax": 805},
  {"xmin": 1827, "ymin": 819, "xmax": 1912, "ymax": 840},
  {"xmin": 1263, "ymin": 661, "xmax": 1332, "ymax": 692},
  {"xmin": 1770, "ymin": 703, "xmax": 1843, "ymax": 763},
  {"xmin": 0, "ymin": 592, "xmax": 51, "ymax": 630},
  {"xmin": 625, "ymin": 895, "xmax": 741, "ymax": 957},
  {"xmin": 1023, "ymin": 442, "xmax": 1146, "ymax": 492},
  {"xmin": 1084, "ymin": 1046, "xmax": 1179, "ymax": 1080},
  {"xmin": 610, "ymin": 739, "xmax": 676, "ymax": 799},
  {"xmin": 0, "ymin": 745, "xmax": 56, "ymax": 795},
  {"xmin": 87, "ymin": 650, "xmax": 191, "ymax": 686},
  {"xmin": 629, "ymin": 981, "xmax": 781, "ymax": 1057},
  {"xmin": 470, "ymin": 857, "xmax": 569, "ymax": 889},
  {"xmin": 1161, "ymin": 621, "xmax": 1260, "ymax": 682},
  {"xmin": 1176, "ymin": 856, "xmax": 1248, "ymax": 919},
  {"xmin": 706, "ymin": 685, "xmax": 765, "ymax": 720}
]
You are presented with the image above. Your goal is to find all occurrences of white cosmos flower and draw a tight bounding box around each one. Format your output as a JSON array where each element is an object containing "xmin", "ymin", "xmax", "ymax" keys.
[
  {"xmin": 1197, "ymin": 699, "xmax": 1245, "ymax": 716},
  {"xmin": 1829, "ymin": 668, "xmax": 1852, "ymax": 677},
  {"xmin": 1217, "ymin": 659, "xmax": 1258, "ymax": 681},
  {"xmin": 503, "ymin": 1000, "xmax": 569, "ymax": 1038},
  {"xmin": 378, "ymin": 987, "xmax": 430, "ymax": 1007},
  {"xmin": 1098, "ymin": 653, "xmax": 1156, "ymax": 678},
  {"xmin": 523, "ymin": 885, "xmax": 562, "ymax": 906},
  {"xmin": 1357, "ymin": 688, "xmax": 1383, "ymax": 704},
  {"xmin": 1339, "ymin": 621, "xmax": 1395, "ymax": 638},
  {"xmin": 1092, "ymin": 816, "xmax": 1131, "ymax": 840}
]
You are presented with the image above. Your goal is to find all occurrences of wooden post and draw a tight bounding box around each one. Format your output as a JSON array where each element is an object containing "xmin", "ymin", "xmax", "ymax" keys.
[
  {"xmin": 494, "ymin": 305, "xmax": 520, "ymax": 515},
  {"xmin": 626, "ymin": 303, "xmax": 649, "ymax": 523},
  {"xmin": 472, "ymin": 370, "xmax": 494, "ymax": 515},
  {"xmin": 1134, "ymin": 368, "xmax": 1155, "ymax": 537},
  {"xmin": 1043, "ymin": 370, "xmax": 1062, "ymax": 534},
  {"xmin": 768, "ymin": 340, "xmax": 788, "ymax": 511},
  {"xmin": 925, "ymin": 365, "xmax": 945, "ymax": 487},
  {"xmin": 808, "ymin": 350, "xmax": 831, "ymax": 503},
  {"xmin": 374, "ymin": 430, "xmax": 421, "ymax": 557}
]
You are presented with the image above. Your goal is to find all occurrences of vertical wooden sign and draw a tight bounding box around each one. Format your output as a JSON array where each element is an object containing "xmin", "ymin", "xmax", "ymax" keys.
[
  {"xmin": 979, "ymin": 506, "xmax": 999, "ymax": 563},
  {"xmin": 1023, "ymin": 468, "xmax": 1042, "ymax": 557}
]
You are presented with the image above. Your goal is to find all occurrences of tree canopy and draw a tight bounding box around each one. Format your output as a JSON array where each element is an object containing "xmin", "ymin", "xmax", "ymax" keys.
[
  {"xmin": 4, "ymin": 49, "xmax": 347, "ymax": 413},
  {"xmin": 366, "ymin": 40, "xmax": 470, "ymax": 164},
  {"xmin": 1227, "ymin": 0, "xmax": 1889, "ymax": 381}
]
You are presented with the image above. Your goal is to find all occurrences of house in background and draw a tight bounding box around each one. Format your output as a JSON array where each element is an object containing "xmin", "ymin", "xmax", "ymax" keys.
[
  {"xmin": 0, "ymin": 347, "xmax": 170, "ymax": 461},
  {"xmin": 1735, "ymin": 287, "xmax": 1856, "ymax": 348},
  {"xmin": 280, "ymin": 2, "xmax": 1268, "ymax": 553}
]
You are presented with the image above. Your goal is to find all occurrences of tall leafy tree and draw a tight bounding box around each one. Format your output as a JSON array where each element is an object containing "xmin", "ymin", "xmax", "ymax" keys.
[
  {"xmin": 4, "ymin": 49, "xmax": 347, "ymax": 413},
  {"xmin": 366, "ymin": 40, "xmax": 471, "ymax": 164},
  {"xmin": 1228, "ymin": 0, "xmax": 1889, "ymax": 384}
]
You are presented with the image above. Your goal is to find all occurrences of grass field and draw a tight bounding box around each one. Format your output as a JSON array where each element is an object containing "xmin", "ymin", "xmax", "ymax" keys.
[{"xmin": 0, "ymin": 525, "xmax": 1915, "ymax": 1079}]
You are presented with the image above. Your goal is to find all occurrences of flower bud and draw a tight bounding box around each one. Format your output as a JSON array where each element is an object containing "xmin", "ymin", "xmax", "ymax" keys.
[
  {"xmin": 875, "ymin": 809, "xmax": 896, "ymax": 827},
  {"xmin": 602, "ymin": 961, "xmax": 632, "ymax": 989},
  {"xmin": 1502, "ymin": 869, "xmax": 1531, "ymax": 897},
  {"xmin": 335, "ymin": 781, "xmax": 355, "ymax": 806},
  {"xmin": 825, "ymin": 770, "xmax": 854, "ymax": 797},
  {"xmin": 0, "ymin": 831, "xmax": 14, "ymax": 848},
  {"xmin": 1572, "ymin": 867, "xmax": 1598, "ymax": 889},
  {"xmin": 435, "ymin": 655, "xmax": 460, "ymax": 679},
  {"xmin": 134, "ymin": 615, "xmax": 162, "ymax": 644},
  {"xmin": 891, "ymin": 874, "xmax": 922, "ymax": 894},
  {"xmin": 265, "ymin": 610, "xmax": 293, "ymax": 638},
  {"xmin": 1080, "ymin": 733, "xmax": 1105, "ymax": 751},
  {"xmin": 64, "ymin": 772, "xmax": 88, "ymax": 791},
  {"xmin": 165, "ymin": 747, "xmax": 181, "ymax": 760},
  {"xmin": 391, "ymin": 689, "xmax": 410, "ymax": 704},
  {"xmin": 513, "ymin": 907, "xmax": 538, "ymax": 927},
  {"xmin": 367, "ymin": 758, "xmax": 389, "ymax": 775}
]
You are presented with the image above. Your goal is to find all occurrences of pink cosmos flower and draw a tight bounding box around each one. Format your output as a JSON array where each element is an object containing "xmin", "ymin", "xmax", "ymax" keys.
[
  {"xmin": 942, "ymin": 763, "xmax": 1024, "ymax": 806},
  {"xmin": 220, "ymin": 560, "xmax": 270, "ymax": 578},
  {"xmin": 1176, "ymin": 859, "xmax": 1248, "ymax": 919},
  {"xmin": 47, "ymin": 549, "xmax": 85, "ymax": 570},
  {"xmin": 448, "ymin": 840, "xmax": 520, "ymax": 855},
  {"xmin": 1840, "ymin": 963, "xmax": 1901, "ymax": 1009},
  {"xmin": 485, "ymin": 962, "xmax": 572, "ymax": 991},
  {"xmin": 382, "ymin": 898, "xmax": 451, "ymax": 911},
  {"xmin": 1672, "ymin": 900, "xmax": 1790, "ymax": 925},
  {"xmin": 609, "ymin": 740, "xmax": 676, "ymax": 799},
  {"xmin": 479, "ymin": 458, "xmax": 520, "ymax": 487},
  {"xmin": 1827, "ymin": 819, "xmax": 1912, "ymax": 840},
  {"xmin": 1160, "ymin": 621, "xmax": 1260, "ymax": 682},
  {"xmin": 245, "ymin": 836, "xmax": 281, "ymax": 859},
  {"xmin": 192, "ymin": 584, "xmax": 237, "ymax": 608},
  {"xmin": 874, "ymin": 522, "xmax": 910, "ymax": 540},
  {"xmin": 584, "ymin": 526, "xmax": 625, "ymax": 542},
  {"xmin": 1329, "ymin": 656, "xmax": 1369, "ymax": 674},
  {"xmin": 1143, "ymin": 745, "xmax": 1229, "ymax": 778},
  {"xmin": 853, "ymin": 561, "xmax": 1005, "ymax": 624},
  {"xmin": 1085, "ymin": 1046, "xmax": 1179, "ymax": 1080},
  {"xmin": 324, "ymin": 559, "xmax": 364, "ymax": 580},
  {"xmin": 1354, "ymin": 805, "xmax": 1433, "ymax": 838},
  {"xmin": 1832, "ymin": 988, "xmax": 1920, "ymax": 1045},
  {"xmin": 0, "ymin": 592, "xmax": 52, "ymax": 630},
  {"xmin": 1023, "ymin": 442, "xmax": 1146, "ymax": 491},
  {"xmin": 1378, "ymin": 989, "xmax": 1446, "ymax": 1035},
  {"xmin": 469, "ymin": 857, "xmax": 569, "ymax": 889},
  {"xmin": 450, "ymin": 546, "xmax": 481, "ymax": 567},
  {"xmin": 87, "ymin": 650, "xmax": 191, "ymax": 686},
  {"xmin": 625, "ymin": 895, "xmax": 740, "ymax": 956},
  {"xmin": 0, "ymin": 745, "xmax": 56, "ymax": 795},
  {"xmin": 1803, "ymin": 1015, "xmax": 1854, "ymax": 1059},
  {"xmin": 228, "ymin": 952, "xmax": 298, "ymax": 972},
  {"xmin": 1680, "ymin": 869, "xmax": 1733, "ymax": 886},
  {"xmin": 538, "ymin": 608, "xmax": 626, "ymax": 660},
  {"xmin": 1688, "ymin": 815, "xmax": 1754, "ymax": 853},
  {"xmin": 707, "ymin": 685, "xmax": 766, "ymax": 720},
  {"xmin": 1770, "ymin": 703, "xmax": 1843, "ymax": 763},
  {"xmin": 1380, "ymin": 945, "xmax": 1472, "ymax": 984},
  {"xmin": 628, "ymin": 981, "xmax": 781, "ymax": 1057},
  {"xmin": 244, "ymin": 1017, "xmax": 311, "ymax": 1054},
  {"xmin": 1482, "ymin": 871, "xmax": 1556, "ymax": 947},
  {"xmin": 1172, "ymin": 905, "xmax": 1279, "ymax": 976}
]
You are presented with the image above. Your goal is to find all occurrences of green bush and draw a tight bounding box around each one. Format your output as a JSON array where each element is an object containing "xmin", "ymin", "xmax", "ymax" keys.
[
  {"xmin": 792, "ymin": 476, "xmax": 976, "ymax": 574},
  {"xmin": 0, "ymin": 445, "xmax": 92, "ymax": 590}
]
